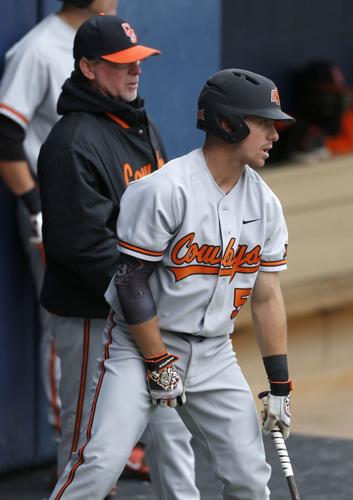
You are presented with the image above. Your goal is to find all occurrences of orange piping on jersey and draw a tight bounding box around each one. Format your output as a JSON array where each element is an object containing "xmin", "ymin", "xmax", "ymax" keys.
[
  {"xmin": 49, "ymin": 340, "xmax": 61, "ymax": 433},
  {"xmin": 0, "ymin": 103, "xmax": 29, "ymax": 125},
  {"xmin": 118, "ymin": 239, "xmax": 164, "ymax": 257},
  {"xmin": 70, "ymin": 320, "xmax": 90, "ymax": 456},
  {"xmin": 106, "ymin": 112, "xmax": 130, "ymax": 128},
  {"xmin": 55, "ymin": 314, "xmax": 114, "ymax": 499},
  {"xmin": 260, "ymin": 259, "xmax": 287, "ymax": 267}
]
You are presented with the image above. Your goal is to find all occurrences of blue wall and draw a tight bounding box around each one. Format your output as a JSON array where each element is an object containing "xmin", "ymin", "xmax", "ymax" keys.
[
  {"xmin": 222, "ymin": 0, "xmax": 353, "ymax": 113},
  {"xmin": 118, "ymin": 0, "xmax": 221, "ymax": 159}
]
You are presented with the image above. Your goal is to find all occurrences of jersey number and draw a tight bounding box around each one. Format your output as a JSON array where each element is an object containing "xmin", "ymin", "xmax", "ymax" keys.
[{"xmin": 231, "ymin": 288, "xmax": 252, "ymax": 319}]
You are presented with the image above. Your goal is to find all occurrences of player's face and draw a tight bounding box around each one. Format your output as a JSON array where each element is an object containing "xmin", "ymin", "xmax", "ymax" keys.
[
  {"xmin": 91, "ymin": 59, "xmax": 142, "ymax": 101},
  {"xmin": 88, "ymin": 0, "xmax": 118, "ymax": 15},
  {"xmin": 238, "ymin": 116, "xmax": 279, "ymax": 168}
]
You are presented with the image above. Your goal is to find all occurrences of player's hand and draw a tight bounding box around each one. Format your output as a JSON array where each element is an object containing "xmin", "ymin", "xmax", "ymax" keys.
[
  {"xmin": 258, "ymin": 390, "xmax": 291, "ymax": 439},
  {"xmin": 29, "ymin": 211, "xmax": 43, "ymax": 245},
  {"xmin": 144, "ymin": 352, "xmax": 186, "ymax": 408}
]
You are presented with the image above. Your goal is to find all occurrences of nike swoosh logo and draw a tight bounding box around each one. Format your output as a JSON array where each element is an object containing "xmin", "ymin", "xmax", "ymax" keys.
[{"xmin": 243, "ymin": 218, "xmax": 261, "ymax": 224}]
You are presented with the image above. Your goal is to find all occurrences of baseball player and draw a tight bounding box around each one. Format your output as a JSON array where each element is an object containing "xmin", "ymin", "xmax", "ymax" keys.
[
  {"xmin": 39, "ymin": 14, "xmax": 200, "ymax": 500},
  {"xmin": 0, "ymin": 0, "xmax": 116, "ymax": 437},
  {"xmin": 49, "ymin": 68, "xmax": 295, "ymax": 500}
]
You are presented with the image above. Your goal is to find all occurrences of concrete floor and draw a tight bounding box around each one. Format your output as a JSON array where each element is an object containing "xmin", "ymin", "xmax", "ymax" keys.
[{"xmin": 1, "ymin": 433, "xmax": 353, "ymax": 499}]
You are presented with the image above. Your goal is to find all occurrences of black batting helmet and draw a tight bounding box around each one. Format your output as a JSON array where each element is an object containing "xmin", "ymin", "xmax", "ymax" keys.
[
  {"xmin": 197, "ymin": 69, "xmax": 295, "ymax": 144},
  {"xmin": 60, "ymin": 0, "xmax": 93, "ymax": 7}
]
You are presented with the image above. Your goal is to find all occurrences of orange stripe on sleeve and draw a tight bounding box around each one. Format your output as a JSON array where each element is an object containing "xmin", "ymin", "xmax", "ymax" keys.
[
  {"xmin": 0, "ymin": 103, "xmax": 29, "ymax": 125},
  {"xmin": 118, "ymin": 239, "xmax": 164, "ymax": 257},
  {"xmin": 260, "ymin": 259, "xmax": 287, "ymax": 267}
]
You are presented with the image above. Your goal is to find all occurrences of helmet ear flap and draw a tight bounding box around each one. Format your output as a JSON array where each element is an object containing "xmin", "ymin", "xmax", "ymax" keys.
[
  {"xmin": 220, "ymin": 113, "xmax": 250, "ymax": 143},
  {"xmin": 197, "ymin": 102, "xmax": 250, "ymax": 144}
]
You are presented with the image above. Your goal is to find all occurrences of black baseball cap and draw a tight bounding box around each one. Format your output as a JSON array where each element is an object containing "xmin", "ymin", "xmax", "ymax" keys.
[{"xmin": 73, "ymin": 15, "xmax": 161, "ymax": 63}]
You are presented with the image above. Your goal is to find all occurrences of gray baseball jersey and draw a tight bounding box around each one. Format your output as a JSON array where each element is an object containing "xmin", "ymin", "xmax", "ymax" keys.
[
  {"xmin": 106, "ymin": 147, "xmax": 288, "ymax": 333},
  {"xmin": 0, "ymin": 14, "xmax": 75, "ymax": 174}
]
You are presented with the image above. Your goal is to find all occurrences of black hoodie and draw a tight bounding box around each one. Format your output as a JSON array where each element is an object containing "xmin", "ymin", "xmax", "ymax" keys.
[{"xmin": 38, "ymin": 72, "xmax": 167, "ymax": 318}]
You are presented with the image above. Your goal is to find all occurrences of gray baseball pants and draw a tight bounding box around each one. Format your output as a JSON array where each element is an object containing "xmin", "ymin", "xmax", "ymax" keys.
[
  {"xmin": 52, "ymin": 314, "xmax": 200, "ymax": 499},
  {"xmin": 50, "ymin": 312, "xmax": 270, "ymax": 500}
]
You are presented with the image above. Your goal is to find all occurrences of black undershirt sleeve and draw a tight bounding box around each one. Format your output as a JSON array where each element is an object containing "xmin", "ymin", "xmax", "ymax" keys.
[
  {"xmin": 114, "ymin": 253, "xmax": 158, "ymax": 325},
  {"xmin": 0, "ymin": 114, "xmax": 27, "ymax": 161}
]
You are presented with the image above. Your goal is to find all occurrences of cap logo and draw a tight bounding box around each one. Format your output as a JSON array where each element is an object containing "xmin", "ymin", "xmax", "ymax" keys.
[
  {"xmin": 197, "ymin": 109, "xmax": 205, "ymax": 121},
  {"xmin": 271, "ymin": 88, "xmax": 280, "ymax": 106},
  {"xmin": 122, "ymin": 22, "xmax": 138, "ymax": 43}
]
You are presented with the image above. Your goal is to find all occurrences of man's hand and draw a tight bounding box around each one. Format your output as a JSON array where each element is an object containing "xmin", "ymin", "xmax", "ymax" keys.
[
  {"xmin": 259, "ymin": 391, "xmax": 291, "ymax": 439},
  {"xmin": 144, "ymin": 352, "xmax": 185, "ymax": 408},
  {"xmin": 29, "ymin": 211, "xmax": 43, "ymax": 245}
]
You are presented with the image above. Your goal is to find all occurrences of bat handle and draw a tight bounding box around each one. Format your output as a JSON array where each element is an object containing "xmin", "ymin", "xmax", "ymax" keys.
[{"xmin": 272, "ymin": 427, "xmax": 301, "ymax": 500}]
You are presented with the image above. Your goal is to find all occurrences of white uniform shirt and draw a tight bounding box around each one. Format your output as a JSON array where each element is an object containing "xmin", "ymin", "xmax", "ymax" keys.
[
  {"xmin": 0, "ymin": 14, "xmax": 75, "ymax": 174},
  {"xmin": 106, "ymin": 148, "xmax": 288, "ymax": 336}
]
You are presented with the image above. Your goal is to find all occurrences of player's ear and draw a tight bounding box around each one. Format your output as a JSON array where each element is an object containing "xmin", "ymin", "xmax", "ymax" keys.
[
  {"xmin": 220, "ymin": 118, "xmax": 234, "ymax": 134},
  {"xmin": 79, "ymin": 57, "xmax": 97, "ymax": 81}
]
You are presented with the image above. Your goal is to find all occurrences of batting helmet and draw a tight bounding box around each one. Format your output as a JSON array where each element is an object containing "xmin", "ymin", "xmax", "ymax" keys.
[
  {"xmin": 197, "ymin": 69, "xmax": 295, "ymax": 144},
  {"xmin": 59, "ymin": 0, "xmax": 93, "ymax": 7}
]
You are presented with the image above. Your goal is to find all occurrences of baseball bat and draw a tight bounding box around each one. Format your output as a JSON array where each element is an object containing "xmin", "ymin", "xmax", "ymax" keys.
[
  {"xmin": 259, "ymin": 392, "xmax": 301, "ymax": 500},
  {"xmin": 270, "ymin": 425, "xmax": 301, "ymax": 500}
]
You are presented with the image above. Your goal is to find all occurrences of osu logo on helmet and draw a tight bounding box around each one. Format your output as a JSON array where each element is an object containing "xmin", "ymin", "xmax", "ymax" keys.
[
  {"xmin": 122, "ymin": 22, "xmax": 137, "ymax": 43},
  {"xmin": 271, "ymin": 88, "xmax": 281, "ymax": 106}
]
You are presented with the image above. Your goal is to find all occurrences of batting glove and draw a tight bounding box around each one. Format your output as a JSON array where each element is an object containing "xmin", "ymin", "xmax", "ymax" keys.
[
  {"xmin": 29, "ymin": 211, "xmax": 43, "ymax": 245},
  {"xmin": 144, "ymin": 352, "xmax": 186, "ymax": 408},
  {"xmin": 259, "ymin": 385, "xmax": 292, "ymax": 440}
]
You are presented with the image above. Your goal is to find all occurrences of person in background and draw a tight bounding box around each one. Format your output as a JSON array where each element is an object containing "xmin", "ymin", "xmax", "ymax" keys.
[
  {"xmin": 325, "ymin": 90, "xmax": 353, "ymax": 155},
  {"xmin": 269, "ymin": 61, "xmax": 351, "ymax": 164},
  {"xmin": 38, "ymin": 14, "xmax": 200, "ymax": 500},
  {"xmin": 0, "ymin": 0, "xmax": 117, "ymax": 450}
]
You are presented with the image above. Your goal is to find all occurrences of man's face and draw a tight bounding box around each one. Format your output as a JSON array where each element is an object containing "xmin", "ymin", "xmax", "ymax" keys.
[
  {"xmin": 88, "ymin": 0, "xmax": 118, "ymax": 15},
  {"xmin": 236, "ymin": 116, "xmax": 279, "ymax": 168},
  {"xmin": 90, "ymin": 59, "xmax": 142, "ymax": 101}
]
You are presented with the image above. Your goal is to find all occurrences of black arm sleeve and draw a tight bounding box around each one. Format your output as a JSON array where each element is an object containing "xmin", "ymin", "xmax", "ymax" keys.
[
  {"xmin": 115, "ymin": 253, "xmax": 158, "ymax": 325},
  {"xmin": 0, "ymin": 114, "xmax": 27, "ymax": 161}
]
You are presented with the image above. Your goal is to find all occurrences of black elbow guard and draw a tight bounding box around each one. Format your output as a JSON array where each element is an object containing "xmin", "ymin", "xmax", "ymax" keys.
[
  {"xmin": 114, "ymin": 253, "xmax": 157, "ymax": 325},
  {"xmin": 0, "ymin": 114, "xmax": 27, "ymax": 161}
]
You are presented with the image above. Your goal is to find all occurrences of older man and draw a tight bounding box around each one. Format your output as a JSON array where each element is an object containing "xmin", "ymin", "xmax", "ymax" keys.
[{"xmin": 39, "ymin": 14, "xmax": 199, "ymax": 500}]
